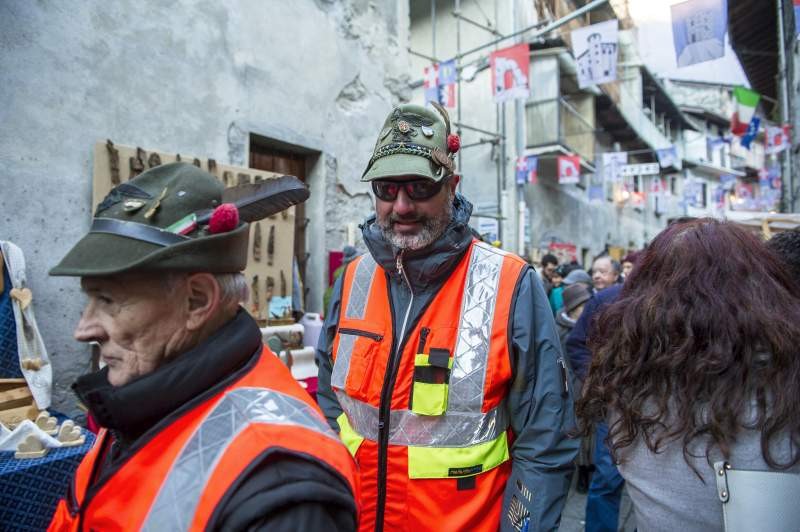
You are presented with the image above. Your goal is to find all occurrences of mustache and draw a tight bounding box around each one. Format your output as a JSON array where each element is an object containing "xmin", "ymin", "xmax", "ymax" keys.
[{"xmin": 389, "ymin": 214, "xmax": 426, "ymax": 224}]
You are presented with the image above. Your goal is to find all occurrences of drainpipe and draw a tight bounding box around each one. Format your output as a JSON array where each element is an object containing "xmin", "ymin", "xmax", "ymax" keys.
[
  {"xmin": 776, "ymin": 0, "xmax": 794, "ymax": 211},
  {"xmin": 513, "ymin": 0, "xmax": 525, "ymax": 255}
]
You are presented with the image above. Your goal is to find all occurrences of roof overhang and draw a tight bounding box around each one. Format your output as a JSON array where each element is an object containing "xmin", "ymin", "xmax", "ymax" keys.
[
  {"xmin": 728, "ymin": 0, "xmax": 780, "ymax": 116},
  {"xmin": 685, "ymin": 158, "xmax": 746, "ymax": 179},
  {"xmin": 525, "ymin": 143, "xmax": 596, "ymax": 174},
  {"xmin": 680, "ymin": 106, "xmax": 730, "ymax": 129},
  {"xmin": 724, "ymin": 211, "xmax": 800, "ymax": 236},
  {"xmin": 641, "ymin": 68, "xmax": 698, "ymax": 131}
]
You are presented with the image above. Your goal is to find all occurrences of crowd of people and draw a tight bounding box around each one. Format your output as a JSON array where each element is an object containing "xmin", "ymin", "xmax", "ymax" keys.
[{"xmin": 44, "ymin": 101, "xmax": 799, "ymax": 532}]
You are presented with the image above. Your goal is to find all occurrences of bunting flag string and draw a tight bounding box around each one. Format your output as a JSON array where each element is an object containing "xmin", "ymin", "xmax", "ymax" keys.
[
  {"xmin": 730, "ymin": 86, "xmax": 761, "ymax": 136},
  {"xmin": 766, "ymin": 124, "xmax": 791, "ymax": 155},
  {"xmin": 670, "ymin": 0, "xmax": 727, "ymax": 68},
  {"xmin": 515, "ymin": 156, "xmax": 538, "ymax": 184},
  {"xmin": 490, "ymin": 43, "xmax": 529, "ymax": 103},
  {"xmin": 557, "ymin": 155, "xmax": 581, "ymax": 185},
  {"xmin": 571, "ymin": 19, "xmax": 619, "ymax": 89},
  {"xmin": 424, "ymin": 60, "xmax": 457, "ymax": 108}
]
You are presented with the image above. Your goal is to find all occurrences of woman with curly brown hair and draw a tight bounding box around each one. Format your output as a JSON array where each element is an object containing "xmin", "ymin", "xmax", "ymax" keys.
[{"xmin": 577, "ymin": 218, "xmax": 800, "ymax": 532}]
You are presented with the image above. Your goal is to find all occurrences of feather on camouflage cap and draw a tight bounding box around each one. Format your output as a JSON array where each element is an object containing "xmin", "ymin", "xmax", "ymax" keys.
[
  {"xmin": 362, "ymin": 103, "xmax": 457, "ymax": 182},
  {"xmin": 50, "ymin": 162, "xmax": 308, "ymax": 276}
]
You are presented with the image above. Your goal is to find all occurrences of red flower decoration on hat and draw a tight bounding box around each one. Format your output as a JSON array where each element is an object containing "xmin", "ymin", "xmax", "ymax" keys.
[
  {"xmin": 209, "ymin": 203, "xmax": 239, "ymax": 234},
  {"xmin": 447, "ymin": 134, "xmax": 460, "ymax": 154}
]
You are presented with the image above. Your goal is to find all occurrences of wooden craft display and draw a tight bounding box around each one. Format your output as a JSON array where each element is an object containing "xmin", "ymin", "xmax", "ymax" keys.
[
  {"xmin": 0, "ymin": 378, "xmax": 38, "ymax": 429},
  {"xmin": 93, "ymin": 142, "xmax": 296, "ymax": 324}
]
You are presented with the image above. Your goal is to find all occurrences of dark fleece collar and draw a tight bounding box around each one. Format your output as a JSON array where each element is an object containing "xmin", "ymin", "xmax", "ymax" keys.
[{"xmin": 73, "ymin": 309, "xmax": 262, "ymax": 445}]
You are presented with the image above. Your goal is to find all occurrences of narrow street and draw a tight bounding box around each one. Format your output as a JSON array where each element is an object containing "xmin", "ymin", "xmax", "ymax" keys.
[{"xmin": 558, "ymin": 478, "xmax": 636, "ymax": 532}]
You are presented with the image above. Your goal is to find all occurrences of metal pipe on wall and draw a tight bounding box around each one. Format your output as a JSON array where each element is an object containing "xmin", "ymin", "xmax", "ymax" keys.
[
  {"xmin": 431, "ymin": 0, "xmax": 436, "ymax": 59},
  {"xmin": 776, "ymin": 0, "xmax": 795, "ymax": 212},
  {"xmin": 513, "ymin": 0, "xmax": 525, "ymax": 255},
  {"xmin": 455, "ymin": 0, "xmax": 463, "ymax": 193},
  {"xmin": 494, "ymin": 0, "xmax": 503, "ymax": 243}
]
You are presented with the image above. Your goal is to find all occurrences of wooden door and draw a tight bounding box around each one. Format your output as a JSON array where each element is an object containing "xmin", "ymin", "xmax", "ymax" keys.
[{"xmin": 249, "ymin": 143, "xmax": 307, "ymax": 309}]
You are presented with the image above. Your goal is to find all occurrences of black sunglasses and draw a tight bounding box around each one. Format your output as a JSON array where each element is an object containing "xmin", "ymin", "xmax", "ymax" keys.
[{"xmin": 371, "ymin": 178, "xmax": 448, "ymax": 202}]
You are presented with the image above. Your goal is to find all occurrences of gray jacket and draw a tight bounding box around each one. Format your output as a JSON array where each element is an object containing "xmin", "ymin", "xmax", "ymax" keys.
[{"xmin": 316, "ymin": 194, "xmax": 578, "ymax": 531}]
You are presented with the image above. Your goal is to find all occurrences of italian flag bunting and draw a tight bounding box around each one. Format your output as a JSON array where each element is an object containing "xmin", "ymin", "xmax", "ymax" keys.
[{"xmin": 730, "ymin": 86, "xmax": 760, "ymax": 136}]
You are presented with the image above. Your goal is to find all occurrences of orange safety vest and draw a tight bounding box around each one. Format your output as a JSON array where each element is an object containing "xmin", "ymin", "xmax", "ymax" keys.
[
  {"xmin": 49, "ymin": 346, "xmax": 359, "ymax": 532},
  {"xmin": 332, "ymin": 239, "xmax": 526, "ymax": 532}
]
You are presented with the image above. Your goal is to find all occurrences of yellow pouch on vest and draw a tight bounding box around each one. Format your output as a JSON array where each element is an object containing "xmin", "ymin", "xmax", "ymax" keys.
[
  {"xmin": 336, "ymin": 412, "xmax": 364, "ymax": 457},
  {"xmin": 410, "ymin": 351, "xmax": 452, "ymax": 416}
]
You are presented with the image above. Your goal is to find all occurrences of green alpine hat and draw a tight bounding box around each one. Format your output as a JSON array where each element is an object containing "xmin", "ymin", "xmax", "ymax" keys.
[
  {"xmin": 362, "ymin": 102, "xmax": 459, "ymax": 182},
  {"xmin": 50, "ymin": 162, "xmax": 308, "ymax": 277}
]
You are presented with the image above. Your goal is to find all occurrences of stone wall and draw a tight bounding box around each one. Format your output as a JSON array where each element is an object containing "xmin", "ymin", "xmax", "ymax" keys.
[{"xmin": 0, "ymin": 0, "xmax": 410, "ymax": 414}]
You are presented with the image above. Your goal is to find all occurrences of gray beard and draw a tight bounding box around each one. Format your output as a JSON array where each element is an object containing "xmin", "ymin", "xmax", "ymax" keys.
[{"xmin": 377, "ymin": 196, "xmax": 454, "ymax": 251}]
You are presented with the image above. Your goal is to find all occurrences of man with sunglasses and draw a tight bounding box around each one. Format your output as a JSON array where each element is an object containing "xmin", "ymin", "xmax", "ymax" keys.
[{"xmin": 316, "ymin": 103, "xmax": 578, "ymax": 532}]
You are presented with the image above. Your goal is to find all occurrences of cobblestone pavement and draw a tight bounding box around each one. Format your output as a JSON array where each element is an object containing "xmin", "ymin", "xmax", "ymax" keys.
[{"xmin": 557, "ymin": 473, "xmax": 636, "ymax": 532}]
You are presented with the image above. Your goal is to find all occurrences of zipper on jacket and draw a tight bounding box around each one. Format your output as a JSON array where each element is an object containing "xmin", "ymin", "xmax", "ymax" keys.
[
  {"xmin": 337, "ymin": 327, "xmax": 384, "ymax": 342},
  {"xmin": 558, "ymin": 357, "xmax": 569, "ymax": 398},
  {"xmin": 375, "ymin": 251, "xmax": 414, "ymax": 532},
  {"xmin": 67, "ymin": 466, "xmax": 80, "ymax": 516}
]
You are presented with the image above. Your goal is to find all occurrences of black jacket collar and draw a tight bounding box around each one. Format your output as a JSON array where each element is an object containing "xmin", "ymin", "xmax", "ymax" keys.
[{"xmin": 73, "ymin": 309, "xmax": 262, "ymax": 445}]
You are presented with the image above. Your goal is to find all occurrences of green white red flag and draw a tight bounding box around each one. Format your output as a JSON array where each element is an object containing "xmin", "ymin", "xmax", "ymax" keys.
[{"xmin": 730, "ymin": 86, "xmax": 760, "ymax": 136}]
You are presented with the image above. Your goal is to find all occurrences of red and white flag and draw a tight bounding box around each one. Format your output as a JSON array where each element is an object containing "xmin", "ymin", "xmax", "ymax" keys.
[
  {"xmin": 423, "ymin": 64, "xmax": 439, "ymax": 90},
  {"xmin": 557, "ymin": 155, "xmax": 581, "ymax": 185},
  {"xmin": 766, "ymin": 124, "xmax": 791, "ymax": 154},
  {"xmin": 490, "ymin": 43, "xmax": 530, "ymax": 103},
  {"xmin": 424, "ymin": 63, "xmax": 456, "ymax": 108}
]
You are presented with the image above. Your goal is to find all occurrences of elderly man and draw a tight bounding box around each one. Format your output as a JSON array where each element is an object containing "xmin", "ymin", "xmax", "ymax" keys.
[
  {"xmin": 48, "ymin": 163, "xmax": 357, "ymax": 531},
  {"xmin": 590, "ymin": 255, "xmax": 620, "ymax": 293},
  {"xmin": 316, "ymin": 103, "xmax": 578, "ymax": 532}
]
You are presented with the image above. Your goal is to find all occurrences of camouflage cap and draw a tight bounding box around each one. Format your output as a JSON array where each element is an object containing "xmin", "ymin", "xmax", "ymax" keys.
[{"xmin": 362, "ymin": 103, "xmax": 458, "ymax": 182}]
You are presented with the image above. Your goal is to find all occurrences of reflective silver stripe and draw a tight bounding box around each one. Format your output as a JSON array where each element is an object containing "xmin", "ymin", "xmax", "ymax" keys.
[
  {"xmin": 345, "ymin": 254, "xmax": 377, "ymax": 320},
  {"xmin": 333, "ymin": 255, "xmax": 377, "ymax": 389},
  {"xmin": 448, "ymin": 241, "xmax": 505, "ymax": 412},
  {"xmin": 142, "ymin": 387, "xmax": 337, "ymax": 531},
  {"xmin": 336, "ymin": 391, "xmax": 508, "ymax": 447},
  {"xmin": 331, "ymin": 333, "xmax": 357, "ymax": 389}
]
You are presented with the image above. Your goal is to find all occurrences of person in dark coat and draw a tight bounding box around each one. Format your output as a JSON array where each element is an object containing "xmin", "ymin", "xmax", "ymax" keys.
[
  {"xmin": 555, "ymin": 282, "xmax": 593, "ymax": 494},
  {"xmin": 565, "ymin": 283, "xmax": 623, "ymax": 531},
  {"xmin": 554, "ymin": 282, "xmax": 591, "ymax": 354}
]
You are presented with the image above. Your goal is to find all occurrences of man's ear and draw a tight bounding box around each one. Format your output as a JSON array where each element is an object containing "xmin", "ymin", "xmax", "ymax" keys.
[
  {"xmin": 184, "ymin": 273, "xmax": 221, "ymax": 331},
  {"xmin": 449, "ymin": 174, "xmax": 461, "ymax": 190}
]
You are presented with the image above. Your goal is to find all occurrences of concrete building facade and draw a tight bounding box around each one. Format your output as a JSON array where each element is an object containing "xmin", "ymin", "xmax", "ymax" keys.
[
  {"xmin": 409, "ymin": 0, "xmax": 701, "ymax": 266},
  {"xmin": 1, "ymin": 0, "xmax": 411, "ymax": 414}
]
